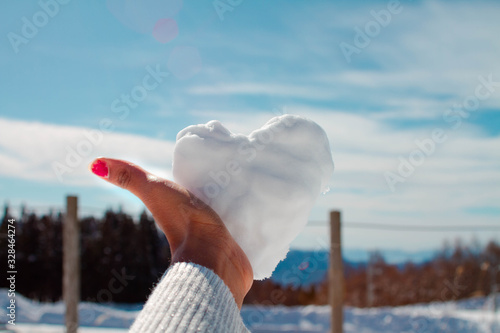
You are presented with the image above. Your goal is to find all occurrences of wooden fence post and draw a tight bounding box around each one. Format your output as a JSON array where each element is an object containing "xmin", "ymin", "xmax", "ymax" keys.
[
  {"xmin": 329, "ymin": 211, "xmax": 343, "ymax": 333},
  {"xmin": 64, "ymin": 196, "xmax": 79, "ymax": 333}
]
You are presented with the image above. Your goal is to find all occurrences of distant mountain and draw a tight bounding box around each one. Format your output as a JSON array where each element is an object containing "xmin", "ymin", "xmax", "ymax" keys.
[
  {"xmin": 343, "ymin": 248, "xmax": 437, "ymax": 264},
  {"xmin": 270, "ymin": 249, "xmax": 330, "ymax": 288},
  {"xmin": 270, "ymin": 248, "xmax": 438, "ymax": 287}
]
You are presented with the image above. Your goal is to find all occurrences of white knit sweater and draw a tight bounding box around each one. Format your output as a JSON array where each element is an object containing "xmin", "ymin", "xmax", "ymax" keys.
[{"xmin": 129, "ymin": 262, "xmax": 250, "ymax": 332}]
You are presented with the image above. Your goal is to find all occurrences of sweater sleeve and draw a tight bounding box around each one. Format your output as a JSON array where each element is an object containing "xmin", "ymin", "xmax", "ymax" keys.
[{"xmin": 129, "ymin": 262, "xmax": 250, "ymax": 333}]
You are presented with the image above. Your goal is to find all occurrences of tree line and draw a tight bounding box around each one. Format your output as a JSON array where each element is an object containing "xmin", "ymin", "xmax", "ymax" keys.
[
  {"xmin": 247, "ymin": 239, "xmax": 500, "ymax": 307},
  {"xmin": 1, "ymin": 205, "xmax": 499, "ymax": 307},
  {"xmin": 0, "ymin": 205, "xmax": 170, "ymax": 303}
]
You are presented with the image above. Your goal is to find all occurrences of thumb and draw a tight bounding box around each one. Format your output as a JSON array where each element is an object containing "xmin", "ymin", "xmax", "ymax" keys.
[
  {"xmin": 89, "ymin": 158, "xmax": 157, "ymax": 197},
  {"xmin": 88, "ymin": 157, "xmax": 187, "ymax": 245}
]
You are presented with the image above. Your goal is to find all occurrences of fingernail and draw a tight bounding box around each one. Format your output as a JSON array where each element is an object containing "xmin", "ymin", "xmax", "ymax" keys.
[{"xmin": 91, "ymin": 159, "xmax": 109, "ymax": 178}]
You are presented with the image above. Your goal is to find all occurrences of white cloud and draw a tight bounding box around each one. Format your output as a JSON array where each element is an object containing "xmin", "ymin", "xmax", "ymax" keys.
[{"xmin": 0, "ymin": 117, "xmax": 175, "ymax": 185}]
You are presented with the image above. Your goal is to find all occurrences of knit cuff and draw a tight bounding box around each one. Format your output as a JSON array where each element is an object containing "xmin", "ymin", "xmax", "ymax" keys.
[{"xmin": 129, "ymin": 262, "xmax": 249, "ymax": 333}]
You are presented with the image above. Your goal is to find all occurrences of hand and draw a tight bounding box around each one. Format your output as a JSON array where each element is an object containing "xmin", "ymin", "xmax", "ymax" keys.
[{"xmin": 89, "ymin": 158, "xmax": 253, "ymax": 308}]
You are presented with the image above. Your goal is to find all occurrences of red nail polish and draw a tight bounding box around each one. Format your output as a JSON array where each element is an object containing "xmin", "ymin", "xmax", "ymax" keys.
[{"xmin": 91, "ymin": 159, "xmax": 108, "ymax": 178}]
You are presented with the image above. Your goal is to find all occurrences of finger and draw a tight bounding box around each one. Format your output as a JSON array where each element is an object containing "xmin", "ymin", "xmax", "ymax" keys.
[
  {"xmin": 89, "ymin": 157, "xmax": 157, "ymax": 195},
  {"xmin": 89, "ymin": 157, "xmax": 187, "ymax": 245}
]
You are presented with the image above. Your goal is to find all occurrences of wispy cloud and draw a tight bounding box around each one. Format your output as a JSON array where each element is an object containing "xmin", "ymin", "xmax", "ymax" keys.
[
  {"xmin": 185, "ymin": 0, "xmax": 500, "ymax": 123},
  {"xmin": 187, "ymin": 82, "xmax": 336, "ymax": 100}
]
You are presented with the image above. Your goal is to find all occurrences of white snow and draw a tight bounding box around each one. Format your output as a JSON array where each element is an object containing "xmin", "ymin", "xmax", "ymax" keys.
[
  {"xmin": 1, "ymin": 289, "xmax": 499, "ymax": 332},
  {"xmin": 173, "ymin": 115, "xmax": 334, "ymax": 279}
]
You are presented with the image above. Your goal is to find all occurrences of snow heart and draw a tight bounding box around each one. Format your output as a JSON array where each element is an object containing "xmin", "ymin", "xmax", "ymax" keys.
[{"xmin": 172, "ymin": 115, "xmax": 334, "ymax": 279}]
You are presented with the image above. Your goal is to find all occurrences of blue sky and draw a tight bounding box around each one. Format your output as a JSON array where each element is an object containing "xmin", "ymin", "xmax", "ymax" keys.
[{"xmin": 1, "ymin": 0, "xmax": 499, "ymax": 252}]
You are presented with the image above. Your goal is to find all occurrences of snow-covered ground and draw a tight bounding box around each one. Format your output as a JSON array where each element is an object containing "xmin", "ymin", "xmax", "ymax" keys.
[{"xmin": 1, "ymin": 289, "xmax": 499, "ymax": 332}]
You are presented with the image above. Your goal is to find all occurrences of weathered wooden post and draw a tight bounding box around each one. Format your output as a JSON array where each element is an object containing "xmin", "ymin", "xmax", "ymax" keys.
[
  {"xmin": 63, "ymin": 196, "xmax": 79, "ymax": 333},
  {"xmin": 492, "ymin": 265, "xmax": 500, "ymax": 312},
  {"xmin": 329, "ymin": 211, "xmax": 343, "ymax": 333}
]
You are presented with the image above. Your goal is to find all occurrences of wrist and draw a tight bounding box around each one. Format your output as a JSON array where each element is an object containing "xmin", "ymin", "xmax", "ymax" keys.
[{"xmin": 171, "ymin": 234, "xmax": 253, "ymax": 308}]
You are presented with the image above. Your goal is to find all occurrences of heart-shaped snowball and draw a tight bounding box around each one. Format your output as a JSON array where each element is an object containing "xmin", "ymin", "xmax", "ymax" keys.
[{"xmin": 172, "ymin": 114, "xmax": 334, "ymax": 279}]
